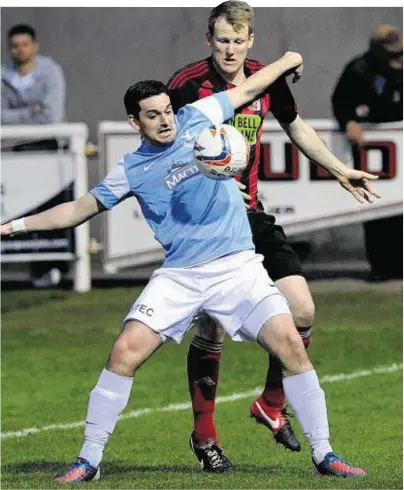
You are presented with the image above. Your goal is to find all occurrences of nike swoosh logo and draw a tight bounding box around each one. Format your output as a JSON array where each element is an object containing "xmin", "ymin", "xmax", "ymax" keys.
[
  {"xmin": 144, "ymin": 163, "xmax": 154, "ymax": 171},
  {"xmin": 265, "ymin": 414, "xmax": 280, "ymax": 429},
  {"xmin": 254, "ymin": 401, "xmax": 280, "ymax": 429}
]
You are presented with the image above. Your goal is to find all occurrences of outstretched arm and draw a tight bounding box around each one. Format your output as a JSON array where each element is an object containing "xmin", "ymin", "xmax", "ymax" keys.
[
  {"xmin": 280, "ymin": 116, "xmax": 381, "ymax": 204},
  {"xmin": 227, "ymin": 52, "xmax": 303, "ymax": 111},
  {"xmin": 1, "ymin": 193, "xmax": 103, "ymax": 236}
]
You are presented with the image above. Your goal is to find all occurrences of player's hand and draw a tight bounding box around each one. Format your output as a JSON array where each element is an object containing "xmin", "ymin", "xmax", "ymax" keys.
[
  {"xmin": 337, "ymin": 169, "xmax": 382, "ymax": 204},
  {"xmin": 346, "ymin": 121, "xmax": 364, "ymax": 146},
  {"xmin": 236, "ymin": 181, "xmax": 252, "ymax": 210},
  {"xmin": 0, "ymin": 223, "xmax": 13, "ymax": 236},
  {"xmin": 283, "ymin": 51, "xmax": 304, "ymax": 83}
]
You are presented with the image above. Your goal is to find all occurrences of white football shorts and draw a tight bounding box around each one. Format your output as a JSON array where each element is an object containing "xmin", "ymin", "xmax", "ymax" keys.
[{"xmin": 123, "ymin": 250, "xmax": 292, "ymax": 343}]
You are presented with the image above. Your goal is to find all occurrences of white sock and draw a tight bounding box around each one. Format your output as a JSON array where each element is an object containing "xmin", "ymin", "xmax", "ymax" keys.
[
  {"xmin": 79, "ymin": 369, "xmax": 133, "ymax": 467},
  {"xmin": 283, "ymin": 369, "xmax": 332, "ymax": 464}
]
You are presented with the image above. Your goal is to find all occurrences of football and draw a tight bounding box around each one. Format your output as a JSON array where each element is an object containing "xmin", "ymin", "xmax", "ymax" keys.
[{"xmin": 194, "ymin": 124, "xmax": 249, "ymax": 180}]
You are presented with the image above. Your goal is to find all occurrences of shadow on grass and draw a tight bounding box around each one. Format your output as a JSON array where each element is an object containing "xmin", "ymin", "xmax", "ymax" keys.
[{"xmin": 1, "ymin": 460, "xmax": 279, "ymax": 476}]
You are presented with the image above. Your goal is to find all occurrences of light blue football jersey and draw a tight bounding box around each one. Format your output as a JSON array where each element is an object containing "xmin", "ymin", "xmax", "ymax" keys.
[{"xmin": 90, "ymin": 92, "xmax": 254, "ymax": 268}]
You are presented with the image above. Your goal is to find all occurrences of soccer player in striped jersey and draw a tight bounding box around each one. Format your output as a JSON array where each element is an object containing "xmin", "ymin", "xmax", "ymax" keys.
[{"xmin": 167, "ymin": 1, "xmax": 381, "ymax": 471}]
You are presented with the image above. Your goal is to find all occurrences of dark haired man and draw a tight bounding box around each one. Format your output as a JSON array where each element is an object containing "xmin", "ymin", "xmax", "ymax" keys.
[
  {"xmin": 2, "ymin": 52, "xmax": 372, "ymax": 482},
  {"xmin": 2, "ymin": 23, "xmax": 65, "ymax": 127}
]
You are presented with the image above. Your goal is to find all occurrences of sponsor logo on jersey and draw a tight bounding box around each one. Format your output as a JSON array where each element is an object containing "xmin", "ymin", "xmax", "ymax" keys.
[
  {"xmin": 165, "ymin": 160, "xmax": 199, "ymax": 190},
  {"xmin": 228, "ymin": 114, "xmax": 261, "ymax": 144}
]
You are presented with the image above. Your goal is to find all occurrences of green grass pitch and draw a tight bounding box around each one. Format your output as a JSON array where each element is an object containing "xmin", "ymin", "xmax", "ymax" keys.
[{"xmin": 1, "ymin": 286, "xmax": 402, "ymax": 488}]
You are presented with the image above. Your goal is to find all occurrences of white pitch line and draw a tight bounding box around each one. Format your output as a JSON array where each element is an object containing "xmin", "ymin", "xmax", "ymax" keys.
[{"xmin": 2, "ymin": 363, "xmax": 402, "ymax": 440}]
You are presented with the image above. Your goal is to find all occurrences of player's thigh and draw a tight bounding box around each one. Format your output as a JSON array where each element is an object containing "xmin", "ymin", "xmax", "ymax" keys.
[
  {"xmin": 109, "ymin": 320, "xmax": 163, "ymax": 373},
  {"xmin": 249, "ymin": 214, "xmax": 314, "ymax": 326},
  {"xmin": 123, "ymin": 268, "xmax": 202, "ymax": 344},
  {"xmin": 275, "ymin": 275, "xmax": 315, "ymax": 328},
  {"xmin": 204, "ymin": 251, "xmax": 291, "ymax": 341}
]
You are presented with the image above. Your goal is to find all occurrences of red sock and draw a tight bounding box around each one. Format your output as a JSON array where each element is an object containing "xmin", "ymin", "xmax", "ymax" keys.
[
  {"xmin": 262, "ymin": 354, "xmax": 285, "ymax": 408},
  {"xmin": 262, "ymin": 327, "xmax": 312, "ymax": 408},
  {"xmin": 187, "ymin": 336, "xmax": 223, "ymax": 445}
]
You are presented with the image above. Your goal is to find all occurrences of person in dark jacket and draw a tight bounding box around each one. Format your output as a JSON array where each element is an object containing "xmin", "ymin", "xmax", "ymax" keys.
[{"xmin": 332, "ymin": 24, "xmax": 403, "ymax": 281}]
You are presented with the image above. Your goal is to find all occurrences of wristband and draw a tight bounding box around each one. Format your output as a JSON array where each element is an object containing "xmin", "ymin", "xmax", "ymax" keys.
[{"xmin": 10, "ymin": 218, "xmax": 27, "ymax": 234}]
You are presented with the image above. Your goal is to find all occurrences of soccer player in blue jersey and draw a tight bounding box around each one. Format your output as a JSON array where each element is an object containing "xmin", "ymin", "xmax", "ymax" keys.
[{"xmin": 1, "ymin": 51, "xmax": 376, "ymax": 482}]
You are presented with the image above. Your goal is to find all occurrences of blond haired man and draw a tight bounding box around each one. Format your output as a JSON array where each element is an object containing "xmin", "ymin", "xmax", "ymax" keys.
[{"xmin": 168, "ymin": 1, "xmax": 379, "ymax": 473}]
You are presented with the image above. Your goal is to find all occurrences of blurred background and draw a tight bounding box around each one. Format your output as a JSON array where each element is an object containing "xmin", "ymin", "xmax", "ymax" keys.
[
  {"xmin": 2, "ymin": 7, "xmax": 402, "ymax": 137},
  {"xmin": 1, "ymin": 7, "xmax": 403, "ymax": 288}
]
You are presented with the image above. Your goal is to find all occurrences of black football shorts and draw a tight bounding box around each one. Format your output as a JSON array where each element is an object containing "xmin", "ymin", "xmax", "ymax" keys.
[{"xmin": 248, "ymin": 211, "xmax": 304, "ymax": 282}]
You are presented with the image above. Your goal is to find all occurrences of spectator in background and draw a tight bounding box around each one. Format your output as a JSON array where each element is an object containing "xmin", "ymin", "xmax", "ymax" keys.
[
  {"xmin": 332, "ymin": 24, "xmax": 403, "ymax": 282},
  {"xmin": 2, "ymin": 24, "xmax": 65, "ymax": 132},
  {"xmin": 1, "ymin": 24, "xmax": 68, "ymax": 287}
]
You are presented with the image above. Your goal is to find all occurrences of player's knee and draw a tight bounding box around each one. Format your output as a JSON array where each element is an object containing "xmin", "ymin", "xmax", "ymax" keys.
[
  {"xmin": 109, "ymin": 337, "xmax": 136, "ymax": 369},
  {"xmin": 108, "ymin": 338, "xmax": 133, "ymax": 375},
  {"xmin": 108, "ymin": 330, "xmax": 150, "ymax": 375},
  {"xmin": 259, "ymin": 316, "xmax": 306, "ymax": 359},
  {"xmin": 293, "ymin": 298, "xmax": 315, "ymax": 329},
  {"xmin": 194, "ymin": 313, "xmax": 225, "ymax": 342},
  {"xmin": 281, "ymin": 329, "xmax": 312, "ymax": 373}
]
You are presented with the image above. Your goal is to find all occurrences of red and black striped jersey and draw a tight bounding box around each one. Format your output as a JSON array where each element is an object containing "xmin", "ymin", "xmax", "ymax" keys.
[{"xmin": 167, "ymin": 56, "xmax": 298, "ymax": 211}]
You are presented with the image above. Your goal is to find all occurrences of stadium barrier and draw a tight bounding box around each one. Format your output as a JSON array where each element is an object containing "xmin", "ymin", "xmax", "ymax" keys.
[
  {"xmin": 99, "ymin": 120, "xmax": 402, "ymax": 273},
  {"xmin": 1, "ymin": 123, "xmax": 91, "ymax": 292}
]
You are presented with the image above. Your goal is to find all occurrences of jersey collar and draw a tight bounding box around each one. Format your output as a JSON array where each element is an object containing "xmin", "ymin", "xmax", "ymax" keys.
[{"xmin": 207, "ymin": 56, "xmax": 254, "ymax": 89}]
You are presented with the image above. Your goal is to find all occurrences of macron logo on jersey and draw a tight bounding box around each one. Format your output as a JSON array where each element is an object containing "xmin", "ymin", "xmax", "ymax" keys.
[{"xmin": 164, "ymin": 160, "xmax": 199, "ymax": 190}]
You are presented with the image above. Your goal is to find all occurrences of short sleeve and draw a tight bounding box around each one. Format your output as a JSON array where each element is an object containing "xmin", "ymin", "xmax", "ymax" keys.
[
  {"xmin": 90, "ymin": 159, "xmax": 131, "ymax": 210},
  {"xmin": 190, "ymin": 92, "xmax": 234, "ymax": 126}
]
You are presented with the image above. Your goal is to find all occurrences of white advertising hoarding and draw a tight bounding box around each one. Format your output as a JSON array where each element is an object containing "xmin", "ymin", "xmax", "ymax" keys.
[
  {"xmin": 1, "ymin": 123, "xmax": 91, "ymax": 292},
  {"xmin": 99, "ymin": 120, "xmax": 402, "ymax": 273}
]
